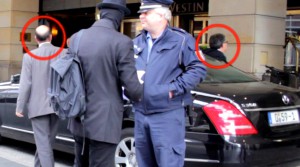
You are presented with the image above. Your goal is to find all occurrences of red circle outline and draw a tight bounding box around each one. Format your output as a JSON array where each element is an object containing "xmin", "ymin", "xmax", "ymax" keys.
[
  {"xmin": 195, "ymin": 24, "xmax": 241, "ymax": 69},
  {"xmin": 21, "ymin": 15, "xmax": 66, "ymax": 61}
]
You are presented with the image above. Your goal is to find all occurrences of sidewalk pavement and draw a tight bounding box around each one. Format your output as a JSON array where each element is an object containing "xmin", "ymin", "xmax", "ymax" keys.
[{"xmin": 0, "ymin": 157, "xmax": 27, "ymax": 167}]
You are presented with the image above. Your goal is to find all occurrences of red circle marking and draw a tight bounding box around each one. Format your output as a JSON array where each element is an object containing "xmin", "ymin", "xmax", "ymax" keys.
[
  {"xmin": 195, "ymin": 24, "xmax": 241, "ymax": 69},
  {"xmin": 21, "ymin": 15, "xmax": 66, "ymax": 61}
]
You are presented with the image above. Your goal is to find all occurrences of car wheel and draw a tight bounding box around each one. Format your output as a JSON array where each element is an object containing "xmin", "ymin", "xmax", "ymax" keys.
[{"xmin": 115, "ymin": 128, "xmax": 137, "ymax": 167}]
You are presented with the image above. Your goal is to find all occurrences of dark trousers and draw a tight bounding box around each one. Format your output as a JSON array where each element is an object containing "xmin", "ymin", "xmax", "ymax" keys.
[
  {"xmin": 73, "ymin": 135, "xmax": 117, "ymax": 167},
  {"xmin": 134, "ymin": 108, "xmax": 186, "ymax": 167},
  {"xmin": 31, "ymin": 114, "xmax": 59, "ymax": 167}
]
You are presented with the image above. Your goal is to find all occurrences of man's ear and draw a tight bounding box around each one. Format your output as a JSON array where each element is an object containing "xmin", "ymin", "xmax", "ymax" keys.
[
  {"xmin": 34, "ymin": 35, "xmax": 39, "ymax": 43},
  {"xmin": 48, "ymin": 34, "xmax": 52, "ymax": 42},
  {"xmin": 220, "ymin": 43, "xmax": 227, "ymax": 52},
  {"xmin": 221, "ymin": 43, "xmax": 225, "ymax": 48}
]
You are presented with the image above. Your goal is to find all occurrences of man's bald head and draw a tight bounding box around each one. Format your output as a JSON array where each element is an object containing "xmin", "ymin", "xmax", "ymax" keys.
[{"xmin": 35, "ymin": 25, "xmax": 51, "ymax": 42}]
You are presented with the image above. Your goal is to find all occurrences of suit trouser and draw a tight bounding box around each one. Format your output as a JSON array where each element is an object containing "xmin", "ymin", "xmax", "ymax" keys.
[
  {"xmin": 31, "ymin": 114, "xmax": 59, "ymax": 167},
  {"xmin": 73, "ymin": 135, "xmax": 117, "ymax": 167},
  {"xmin": 134, "ymin": 108, "xmax": 186, "ymax": 167}
]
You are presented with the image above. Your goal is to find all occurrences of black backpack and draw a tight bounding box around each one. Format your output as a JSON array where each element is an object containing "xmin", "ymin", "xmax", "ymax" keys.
[{"xmin": 48, "ymin": 30, "xmax": 86, "ymax": 121}]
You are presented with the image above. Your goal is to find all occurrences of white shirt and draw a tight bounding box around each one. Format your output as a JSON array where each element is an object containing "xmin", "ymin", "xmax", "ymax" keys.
[{"xmin": 38, "ymin": 42, "xmax": 51, "ymax": 47}]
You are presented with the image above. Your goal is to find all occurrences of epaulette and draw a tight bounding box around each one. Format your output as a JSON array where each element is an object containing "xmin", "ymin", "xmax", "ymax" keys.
[
  {"xmin": 169, "ymin": 27, "xmax": 194, "ymax": 45},
  {"xmin": 170, "ymin": 27, "xmax": 188, "ymax": 34}
]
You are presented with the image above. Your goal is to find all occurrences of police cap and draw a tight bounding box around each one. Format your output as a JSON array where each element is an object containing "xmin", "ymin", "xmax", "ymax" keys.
[{"xmin": 138, "ymin": 0, "xmax": 174, "ymax": 13}]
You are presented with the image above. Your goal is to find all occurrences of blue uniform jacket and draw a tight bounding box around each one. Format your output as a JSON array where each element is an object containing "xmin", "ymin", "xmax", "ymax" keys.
[{"xmin": 133, "ymin": 26, "xmax": 207, "ymax": 114}]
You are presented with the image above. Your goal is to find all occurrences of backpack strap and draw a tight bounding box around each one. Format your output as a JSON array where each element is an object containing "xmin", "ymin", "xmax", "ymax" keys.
[
  {"xmin": 74, "ymin": 30, "xmax": 84, "ymax": 54},
  {"xmin": 71, "ymin": 30, "xmax": 87, "ymax": 155},
  {"xmin": 72, "ymin": 30, "xmax": 86, "ymax": 93},
  {"xmin": 70, "ymin": 30, "xmax": 86, "ymax": 104}
]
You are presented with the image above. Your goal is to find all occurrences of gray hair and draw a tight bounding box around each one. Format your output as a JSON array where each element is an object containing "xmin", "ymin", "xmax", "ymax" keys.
[{"xmin": 154, "ymin": 7, "xmax": 172, "ymax": 22}]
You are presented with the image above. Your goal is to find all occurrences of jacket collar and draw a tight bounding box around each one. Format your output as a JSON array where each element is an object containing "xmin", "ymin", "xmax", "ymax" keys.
[
  {"xmin": 141, "ymin": 26, "xmax": 175, "ymax": 43},
  {"xmin": 92, "ymin": 19, "xmax": 116, "ymax": 30}
]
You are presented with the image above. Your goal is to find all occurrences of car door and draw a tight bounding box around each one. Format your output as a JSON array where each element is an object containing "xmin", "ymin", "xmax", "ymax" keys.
[
  {"xmin": 0, "ymin": 89, "xmax": 7, "ymax": 129},
  {"xmin": 56, "ymin": 119, "xmax": 73, "ymax": 139},
  {"xmin": 184, "ymin": 96, "xmax": 223, "ymax": 165},
  {"xmin": 4, "ymin": 86, "xmax": 32, "ymax": 132}
]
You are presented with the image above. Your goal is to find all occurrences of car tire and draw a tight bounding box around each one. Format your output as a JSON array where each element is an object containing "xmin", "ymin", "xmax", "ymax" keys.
[{"xmin": 115, "ymin": 128, "xmax": 137, "ymax": 167}]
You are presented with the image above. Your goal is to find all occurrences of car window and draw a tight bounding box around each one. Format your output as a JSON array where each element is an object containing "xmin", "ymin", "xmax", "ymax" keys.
[
  {"xmin": 10, "ymin": 74, "xmax": 20, "ymax": 84},
  {"xmin": 203, "ymin": 57, "xmax": 258, "ymax": 84}
]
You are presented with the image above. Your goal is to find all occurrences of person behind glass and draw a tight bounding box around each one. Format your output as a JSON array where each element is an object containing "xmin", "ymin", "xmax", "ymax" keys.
[
  {"xmin": 203, "ymin": 33, "xmax": 228, "ymax": 63},
  {"xmin": 15, "ymin": 25, "xmax": 66, "ymax": 167},
  {"xmin": 67, "ymin": 0, "xmax": 143, "ymax": 166},
  {"xmin": 133, "ymin": 0, "xmax": 207, "ymax": 166}
]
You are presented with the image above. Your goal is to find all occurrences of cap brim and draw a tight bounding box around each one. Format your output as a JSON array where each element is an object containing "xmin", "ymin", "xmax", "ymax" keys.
[
  {"xmin": 137, "ymin": 3, "xmax": 169, "ymax": 13},
  {"xmin": 97, "ymin": 3, "xmax": 131, "ymax": 15},
  {"xmin": 137, "ymin": 8, "xmax": 153, "ymax": 13}
]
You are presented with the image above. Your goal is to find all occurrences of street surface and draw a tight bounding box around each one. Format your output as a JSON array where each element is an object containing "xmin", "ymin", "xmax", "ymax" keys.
[
  {"xmin": 0, "ymin": 138, "xmax": 73, "ymax": 167},
  {"xmin": 1, "ymin": 137, "xmax": 300, "ymax": 167}
]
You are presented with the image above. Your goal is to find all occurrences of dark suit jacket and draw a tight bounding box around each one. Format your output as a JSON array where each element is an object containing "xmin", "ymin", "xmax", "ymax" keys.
[
  {"xmin": 16, "ymin": 43, "xmax": 66, "ymax": 119},
  {"xmin": 68, "ymin": 19, "xmax": 142, "ymax": 144},
  {"xmin": 202, "ymin": 48, "xmax": 227, "ymax": 63}
]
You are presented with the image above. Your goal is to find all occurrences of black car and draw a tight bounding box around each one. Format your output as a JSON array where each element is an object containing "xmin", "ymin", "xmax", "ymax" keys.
[{"xmin": 1, "ymin": 57, "xmax": 300, "ymax": 167}]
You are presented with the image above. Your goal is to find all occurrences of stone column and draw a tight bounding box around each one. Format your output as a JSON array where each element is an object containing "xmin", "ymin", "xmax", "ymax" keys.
[
  {"xmin": 209, "ymin": 0, "xmax": 287, "ymax": 76},
  {"xmin": 0, "ymin": 0, "xmax": 38, "ymax": 81}
]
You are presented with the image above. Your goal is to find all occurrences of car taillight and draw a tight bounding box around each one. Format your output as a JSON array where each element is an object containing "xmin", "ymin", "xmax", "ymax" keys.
[{"xmin": 203, "ymin": 100, "xmax": 258, "ymax": 135}]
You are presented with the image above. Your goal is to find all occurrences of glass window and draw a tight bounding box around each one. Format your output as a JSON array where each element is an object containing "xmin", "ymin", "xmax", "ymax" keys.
[
  {"xmin": 194, "ymin": 16, "xmax": 209, "ymax": 47},
  {"xmin": 193, "ymin": 21, "xmax": 204, "ymax": 31},
  {"xmin": 203, "ymin": 57, "xmax": 258, "ymax": 84},
  {"xmin": 286, "ymin": 15, "xmax": 300, "ymax": 35},
  {"xmin": 121, "ymin": 19, "xmax": 142, "ymax": 39}
]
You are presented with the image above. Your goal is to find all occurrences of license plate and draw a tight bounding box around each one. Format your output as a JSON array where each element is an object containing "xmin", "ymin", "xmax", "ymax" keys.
[{"xmin": 268, "ymin": 109, "xmax": 300, "ymax": 127}]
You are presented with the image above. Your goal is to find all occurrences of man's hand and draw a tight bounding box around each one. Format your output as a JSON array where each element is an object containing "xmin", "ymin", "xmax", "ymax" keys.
[{"xmin": 16, "ymin": 111, "xmax": 24, "ymax": 117}]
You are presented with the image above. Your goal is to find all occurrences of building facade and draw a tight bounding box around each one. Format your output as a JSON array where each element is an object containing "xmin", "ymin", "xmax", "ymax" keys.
[{"xmin": 0, "ymin": 0, "xmax": 299, "ymax": 81}]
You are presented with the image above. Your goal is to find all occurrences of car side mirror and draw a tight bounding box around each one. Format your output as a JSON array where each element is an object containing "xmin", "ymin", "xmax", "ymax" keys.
[{"xmin": 10, "ymin": 74, "xmax": 20, "ymax": 84}]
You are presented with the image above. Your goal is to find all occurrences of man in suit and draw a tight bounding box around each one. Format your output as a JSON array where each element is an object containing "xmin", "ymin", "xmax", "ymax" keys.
[
  {"xmin": 67, "ymin": 0, "xmax": 143, "ymax": 166},
  {"xmin": 16, "ymin": 25, "xmax": 66, "ymax": 167}
]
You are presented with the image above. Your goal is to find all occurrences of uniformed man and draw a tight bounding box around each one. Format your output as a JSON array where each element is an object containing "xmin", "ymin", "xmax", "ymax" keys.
[{"xmin": 133, "ymin": 0, "xmax": 207, "ymax": 166}]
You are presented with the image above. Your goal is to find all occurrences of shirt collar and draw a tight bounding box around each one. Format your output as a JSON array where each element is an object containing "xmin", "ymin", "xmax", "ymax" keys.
[
  {"xmin": 146, "ymin": 27, "xmax": 167, "ymax": 41},
  {"xmin": 38, "ymin": 42, "xmax": 51, "ymax": 47}
]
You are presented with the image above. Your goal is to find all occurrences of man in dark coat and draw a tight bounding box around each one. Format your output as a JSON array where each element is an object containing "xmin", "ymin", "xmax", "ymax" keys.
[
  {"xmin": 67, "ymin": 0, "xmax": 143, "ymax": 166},
  {"xmin": 203, "ymin": 33, "xmax": 228, "ymax": 63}
]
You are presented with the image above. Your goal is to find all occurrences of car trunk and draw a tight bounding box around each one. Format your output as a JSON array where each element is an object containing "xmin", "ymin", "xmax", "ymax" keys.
[{"xmin": 195, "ymin": 81, "xmax": 300, "ymax": 139}]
